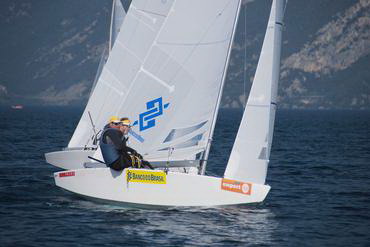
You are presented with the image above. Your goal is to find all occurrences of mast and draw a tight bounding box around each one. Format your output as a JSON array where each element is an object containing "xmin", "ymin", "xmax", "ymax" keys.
[{"xmin": 200, "ymin": 0, "xmax": 242, "ymax": 175}]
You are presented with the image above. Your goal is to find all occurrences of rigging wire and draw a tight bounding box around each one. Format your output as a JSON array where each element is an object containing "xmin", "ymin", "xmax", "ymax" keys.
[{"xmin": 283, "ymin": 0, "xmax": 288, "ymax": 25}]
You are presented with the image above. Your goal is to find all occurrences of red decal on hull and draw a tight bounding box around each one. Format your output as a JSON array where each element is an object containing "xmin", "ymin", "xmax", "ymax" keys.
[{"xmin": 59, "ymin": 171, "xmax": 75, "ymax": 177}]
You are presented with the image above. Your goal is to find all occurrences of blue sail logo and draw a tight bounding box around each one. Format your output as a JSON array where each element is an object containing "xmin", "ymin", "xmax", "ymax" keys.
[{"xmin": 133, "ymin": 97, "xmax": 170, "ymax": 132}]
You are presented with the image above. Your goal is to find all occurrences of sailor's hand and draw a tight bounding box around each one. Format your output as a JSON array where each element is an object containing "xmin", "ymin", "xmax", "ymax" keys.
[
  {"xmin": 137, "ymin": 153, "xmax": 143, "ymax": 160},
  {"xmin": 134, "ymin": 152, "xmax": 143, "ymax": 159}
]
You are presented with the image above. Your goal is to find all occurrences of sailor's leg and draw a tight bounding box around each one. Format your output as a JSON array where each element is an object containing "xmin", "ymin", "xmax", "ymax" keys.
[
  {"xmin": 109, "ymin": 158, "xmax": 123, "ymax": 171},
  {"xmin": 109, "ymin": 155, "xmax": 130, "ymax": 171}
]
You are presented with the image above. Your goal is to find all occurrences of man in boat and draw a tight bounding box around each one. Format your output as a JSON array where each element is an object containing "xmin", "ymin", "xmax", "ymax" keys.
[{"xmin": 100, "ymin": 116, "xmax": 153, "ymax": 171}]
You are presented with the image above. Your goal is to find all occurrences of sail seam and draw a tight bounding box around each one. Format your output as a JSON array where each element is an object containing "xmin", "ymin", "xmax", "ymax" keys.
[
  {"xmin": 116, "ymin": 40, "xmax": 144, "ymax": 63},
  {"xmin": 100, "ymin": 78, "xmax": 125, "ymax": 96},
  {"xmin": 135, "ymin": 9, "xmax": 167, "ymax": 18},
  {"xmin": 128, "ymin": 9, "xmax": 157, "ymax": 32},
  {"xmin": 105, "ymin": 68, "xmax": 128, "ymax": 88}
]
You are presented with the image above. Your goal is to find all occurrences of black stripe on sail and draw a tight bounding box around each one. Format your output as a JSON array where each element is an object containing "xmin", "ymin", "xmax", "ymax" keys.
[
  {"xmin": 275, "ymin": 22, "xmax": 283, "ymax": 26},
  {"xmin": 271, "ymin": 102, "xmax": 277, "ymax": 106}
]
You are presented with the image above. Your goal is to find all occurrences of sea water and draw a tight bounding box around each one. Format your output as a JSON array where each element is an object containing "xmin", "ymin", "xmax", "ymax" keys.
[{"xmin": 0, "ymin": 107, "xmax": 369, "ymax": 246}]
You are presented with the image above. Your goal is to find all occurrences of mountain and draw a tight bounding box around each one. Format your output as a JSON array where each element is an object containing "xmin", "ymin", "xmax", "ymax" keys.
[{"xmin": 0, "ymin": 0, "xmax": 369, "ymax": 109}]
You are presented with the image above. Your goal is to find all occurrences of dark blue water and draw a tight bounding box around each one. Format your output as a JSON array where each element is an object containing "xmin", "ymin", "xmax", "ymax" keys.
[{"xmin": 0, "ymin": 107, "xmax": 369, "ymax": 246}]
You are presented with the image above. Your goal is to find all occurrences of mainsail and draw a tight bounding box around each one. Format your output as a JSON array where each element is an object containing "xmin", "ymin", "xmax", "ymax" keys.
[
  {"xmin": 224, "ymin": 0, "xmax": 285, "ymax": 184},
  {"xmin": 69, "ymin": 0, "xmax": 241, "ymax": 162}
]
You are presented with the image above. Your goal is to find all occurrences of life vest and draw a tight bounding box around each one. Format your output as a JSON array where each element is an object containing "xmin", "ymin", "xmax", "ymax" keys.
[{"xmin": 99, "ymin": 128, "xmax": 120, "ymax": 166}]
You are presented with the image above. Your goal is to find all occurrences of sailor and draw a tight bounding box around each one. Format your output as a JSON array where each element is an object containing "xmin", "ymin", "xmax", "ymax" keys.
[
  {"xmin": 99, "ymin": 116, "xmax": 153, "ymax": 171},
  {"xmin": 102, "ymin": 116, "xmax": 116, "ymax": 130}
]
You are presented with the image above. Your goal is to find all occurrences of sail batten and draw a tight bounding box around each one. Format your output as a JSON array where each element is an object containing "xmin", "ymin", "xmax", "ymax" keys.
[{"xmin": 224, "ymin": 0, "xmax": 285, "ymax": 184}]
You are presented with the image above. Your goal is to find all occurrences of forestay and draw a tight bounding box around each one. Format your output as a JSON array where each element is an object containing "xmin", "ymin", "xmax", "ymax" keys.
[
  {"xmin": 224, "ymin": 0, "xmax": 285, "ymax": 184},
  {"xmin": 69, "ymin": 0, "xmax": 241, "ymax": 162}
]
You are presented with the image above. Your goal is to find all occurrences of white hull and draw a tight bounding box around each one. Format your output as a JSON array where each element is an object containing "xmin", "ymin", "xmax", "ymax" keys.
[
  {"xmin": 54, "ymin": 168, "xmax": 270, "ymax": 208},
  {"xmin": 45, "ymin": 149, "xmax": 95, "ymax": 170}
]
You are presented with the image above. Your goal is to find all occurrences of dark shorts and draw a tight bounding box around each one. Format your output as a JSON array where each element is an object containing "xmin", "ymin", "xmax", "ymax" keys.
[
  {"xmin": 109, "ymin": 155, "xmax": 130, "ymax": 171},
  {"xmin": 109, "ymin": 154, "xmax": 153, "ymax": 171}
]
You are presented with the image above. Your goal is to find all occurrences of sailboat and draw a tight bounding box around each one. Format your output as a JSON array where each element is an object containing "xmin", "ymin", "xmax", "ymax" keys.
[
  {"xmin": 53, "ymin": 0, "xmax": 286, "ymax": 207},
  {"xmin": 45, "ymin": 0, "xmax": 127, "ymax": 170}
]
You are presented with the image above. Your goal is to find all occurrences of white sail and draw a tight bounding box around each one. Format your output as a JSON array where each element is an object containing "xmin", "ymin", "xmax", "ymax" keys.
[
  {"xmin": 109, "ymin": 0, "xmax": 126, "ymax": 51},
  {"xmin": 68, "ymin": 0, "xmax": 126, "ymax": 149},
  {"xmin": 69, "ymin": 0, "xmax": 241, "ymax": 162},
  {"xmin": 224, "ymin": 0, "xmax": 285, "ymax": 184},
  {"xmin": 91, "ymin": 1, "xmax": 126, "ymax": 96}
]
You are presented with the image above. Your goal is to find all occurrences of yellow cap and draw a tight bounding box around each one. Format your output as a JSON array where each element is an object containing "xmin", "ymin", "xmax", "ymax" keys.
[
  {"xmin": 109, "ymin": 116, "xmax": 120, "ymax": 123},
  {"xmin": 121, "ymin": 119, "xmax": 131, "ymax": 126}
]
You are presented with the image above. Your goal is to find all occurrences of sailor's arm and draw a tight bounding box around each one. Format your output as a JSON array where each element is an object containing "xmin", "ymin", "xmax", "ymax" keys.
[{"xmin": 123, "ymin": 144, "xmax": 143, "ymax": 159}]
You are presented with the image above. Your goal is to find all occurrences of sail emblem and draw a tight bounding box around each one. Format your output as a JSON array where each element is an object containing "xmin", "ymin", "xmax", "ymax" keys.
[{"xmin": 133, "ymin": 97, "xmax": 170, "ymax": 131}]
